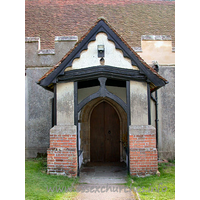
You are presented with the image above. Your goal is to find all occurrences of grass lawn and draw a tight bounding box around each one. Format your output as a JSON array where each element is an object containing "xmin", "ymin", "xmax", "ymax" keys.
[
  {"xmin": 26, "ymin": 158, "xmax": 175, "ymax": 200},
  {"xmin": 126, "ymin": 161, "xmax": 175, "ymax": 200},
  {"xmin": 25, "ymin": 158, "xmax": 78, "ymax": 200}
]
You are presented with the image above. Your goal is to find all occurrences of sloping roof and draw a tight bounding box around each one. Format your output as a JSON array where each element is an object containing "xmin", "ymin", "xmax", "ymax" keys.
[
  {"xmin": 38, "ymin": 18, "xmax": 168, "ymax": 91},
  {"xmin": 25, "ymin": 0, "xmax": 175, "ymax": 49}
]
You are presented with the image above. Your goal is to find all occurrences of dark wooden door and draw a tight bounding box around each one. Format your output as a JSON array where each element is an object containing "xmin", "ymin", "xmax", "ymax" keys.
[{"xmin": 90, "ymin": 102, "xmax": 120, "ymax": 162}]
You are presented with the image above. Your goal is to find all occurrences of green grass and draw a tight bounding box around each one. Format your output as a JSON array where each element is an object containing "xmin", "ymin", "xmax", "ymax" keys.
[
  {"xmin": 126, "ymin": 161, "xmax": 175, "ymax": 200},
  {"xmin": 25, "ymin": 158, "xmax": 78, "ymax": 200},
  {"xmin": 26, "ymin": 158, "xmax": 175, "ymax": 200}
]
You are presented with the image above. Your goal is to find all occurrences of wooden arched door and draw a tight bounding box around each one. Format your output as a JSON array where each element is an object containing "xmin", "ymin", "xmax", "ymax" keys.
[{"xmin": 90, "ymin": 101, "xmax": 120, "ymax": 162}]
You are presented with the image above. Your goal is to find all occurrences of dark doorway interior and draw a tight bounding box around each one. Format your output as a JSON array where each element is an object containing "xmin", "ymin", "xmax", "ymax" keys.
[{"xmin": 90, "ymin": 101, "xmax": 120, "ymax": 162}]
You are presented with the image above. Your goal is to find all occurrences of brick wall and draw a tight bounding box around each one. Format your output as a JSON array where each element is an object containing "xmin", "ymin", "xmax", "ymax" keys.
[
  {"xmin": 129, "ymin": 125, "xmax": 158, "ymax": 176},
  {"xmin": 47, "ymin": 126, "xmax": 77, "ymax": 176}
]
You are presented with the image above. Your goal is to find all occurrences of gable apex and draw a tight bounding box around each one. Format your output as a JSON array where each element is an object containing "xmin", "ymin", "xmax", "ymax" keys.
[
  {"xmin": 72, "ymin": 32, "xmax": 138, "ymax": 70},
  {"xmin": 38, "ymin": 18, "xmax": 168, "ymax": 91}
]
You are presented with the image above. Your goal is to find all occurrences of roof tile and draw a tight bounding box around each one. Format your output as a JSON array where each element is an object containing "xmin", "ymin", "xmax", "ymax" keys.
[{"xmin": 25, "ymin": 0, "xmax": 175, "ymax": 49}]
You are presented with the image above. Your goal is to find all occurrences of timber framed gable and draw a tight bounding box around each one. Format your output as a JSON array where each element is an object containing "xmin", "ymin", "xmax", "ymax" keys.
[{"xmin": 38, "ymin": 18, "xmax": 168, "ymax": 92}]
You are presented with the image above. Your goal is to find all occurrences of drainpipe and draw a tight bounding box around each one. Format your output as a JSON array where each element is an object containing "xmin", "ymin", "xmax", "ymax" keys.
[
  {"xmin": 151, "ymin": 61, "xmax": 159, "ymax": 160},
  {"xmin": 53, "ymin": 84, "xmax": 57, "ymax": 126},
  {"xmin": 151, "ymin": 90, "xmax": 159, "ymax": 160},
  {"xmin": 151, "ymin": 92, "xmax": 158, "ymax": 149},
  {"xmin": 74, "ymin": 82, "xmax": 80, "ymax": 177}
]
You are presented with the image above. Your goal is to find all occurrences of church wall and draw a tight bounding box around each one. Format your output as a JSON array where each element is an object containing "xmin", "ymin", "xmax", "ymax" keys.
[
  {"xmin": 25, "ymin": 36, "xmax": 78, "ymax": 67},
  {"xmin": 138, "ymin": 36, "xmax": 175, "ymax": 65},
  {"xmin": 25, "ymin": 67, "xmax": 53, "ymax": 158},
  {"xmin": 25, "ymin": 37, "xmax": 77, "ymax": 158},
  {"xmin": 158, "ymin": 66, "xmax": 175, "ymax": 160}
]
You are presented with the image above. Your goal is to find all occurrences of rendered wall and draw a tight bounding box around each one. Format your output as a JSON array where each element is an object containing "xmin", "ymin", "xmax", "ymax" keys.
[
  {"xmin": 138, "ymin": 35, "xmax": 175, "ymax": 65},
  {"xmin": 158, "ymin": 66, "xmax": 175, "ymax": 160},
  {"xmin": 25, "ymin": 36, "xmax": 78, "ymax": 158},
  {"xmin": 25, "ymin": 67, "xmax": 53, "ymax": 158},
  {"xmin": 72, "ymin": 33, "xmax": 139, "ymax": 70},
  {"xmin": 25, "ymin": 36, "xmax": 78, "ymax": 67},
  {"xmin": 149, "ymin": 65, "xmax": 175, "ymax": 160},
  {"xmin": 130, "ymin": 81, "xmax": 148, "ymax": 125},
  {"xmin": 137, "ymin": 36, "xmax": 175, "ymax": 160},
  {"xmin": 56, "ymin": 82, "xmax": 75, "ymax": 125}
]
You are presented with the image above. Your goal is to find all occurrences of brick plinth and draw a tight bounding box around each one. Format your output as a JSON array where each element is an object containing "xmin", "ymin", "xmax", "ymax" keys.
[
  {"xmin": 129, "ymin": 125, "xmax": 158, "ymax": 176},
  {"xmin": 47, "ymin": 125, "xmax": 77, "ymax": 177}
]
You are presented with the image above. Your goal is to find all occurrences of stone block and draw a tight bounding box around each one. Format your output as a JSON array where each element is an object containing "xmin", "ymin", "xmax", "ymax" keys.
[
  {"xmin": 129, "ymin": 125, "xmax": 156, "ymax": 135},
  {"xmin": 50, "ymin": 125, "xmax": 77, "ymax": 135}
]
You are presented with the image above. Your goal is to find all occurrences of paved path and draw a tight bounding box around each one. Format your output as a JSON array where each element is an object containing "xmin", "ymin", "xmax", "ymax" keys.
[
  {"xmin": 74, "ymin": 184, "xmax": 136, "ymax": 200},
  {"xmin": 73, "ymin": 162, "xmax": 136, "ymax": 200}
]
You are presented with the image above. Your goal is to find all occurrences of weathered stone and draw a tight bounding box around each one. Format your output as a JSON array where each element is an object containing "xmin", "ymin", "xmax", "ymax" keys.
[
  {"xmin": 56, "ymin": 82, "xmax": 75, "ymax": 125},
  {"xmin": 129, "ymin": 125, "xmax": 156, "ymax": 135},
  {"xmin": 130, "ymin": 81, "xmax": 148, "ymax": 125},
  {"xmin": 50, "ymin": 125, "xmax": 76, "ymax": 135}
]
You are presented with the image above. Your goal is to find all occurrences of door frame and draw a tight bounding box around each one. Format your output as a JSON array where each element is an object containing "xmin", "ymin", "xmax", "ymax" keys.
[{"xmin": 74, "ymin": 79, "xmax": 130, "ymax": 176}]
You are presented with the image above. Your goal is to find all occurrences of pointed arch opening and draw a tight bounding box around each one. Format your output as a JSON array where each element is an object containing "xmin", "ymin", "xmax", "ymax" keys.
[{"xmin": 78, "ymin": 97, "xmax": 128, "ymax": 168}]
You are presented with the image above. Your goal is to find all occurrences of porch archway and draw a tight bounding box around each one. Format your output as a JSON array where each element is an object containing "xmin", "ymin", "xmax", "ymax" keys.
[{"xmin": 79, "ymin": 97, "xmax": 128, "ymax": 165}]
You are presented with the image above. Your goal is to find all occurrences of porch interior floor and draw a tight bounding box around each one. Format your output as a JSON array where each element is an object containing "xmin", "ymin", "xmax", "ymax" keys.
[{"xmin": 79, "ymin": 162, "xmax": 128, "ymax": 184}]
